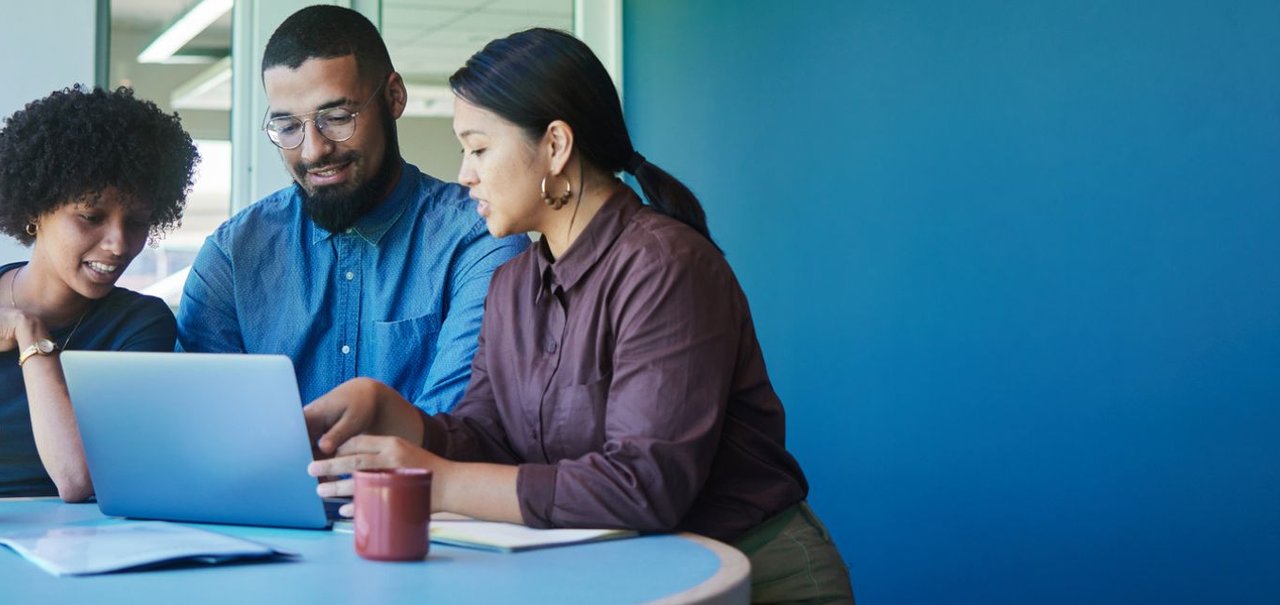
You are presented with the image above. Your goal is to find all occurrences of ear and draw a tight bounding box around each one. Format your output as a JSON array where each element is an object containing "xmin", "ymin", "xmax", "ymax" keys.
[
  {"xmin": 544, "ymin": 120, "xmax": 575, "ymax": 176},
  {"xmin": 385, "ymin": 71, "xmax": 408, "ymax": 120}
]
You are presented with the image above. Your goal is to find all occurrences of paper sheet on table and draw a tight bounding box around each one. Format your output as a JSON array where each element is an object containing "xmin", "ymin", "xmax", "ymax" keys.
[
  {"xmin": 0, "ymin": 521, "xmax": 293, "ymax": 576},
  {"xmin": 427, "ymin": 520, "xmax": 636, "ymax": 553}
]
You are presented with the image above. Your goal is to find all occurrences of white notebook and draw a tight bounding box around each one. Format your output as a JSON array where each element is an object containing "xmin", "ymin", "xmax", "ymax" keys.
[
  {"xmin": 0, "ymin": 521, "xmax": 293, "ymax": 576},
  {"xmin": 429, "ymin": 520, "xmax": 636, "ymax": 552},
  {"xmin": 332, "ymin": 517, "xmax": 636, "ymax": 553}
]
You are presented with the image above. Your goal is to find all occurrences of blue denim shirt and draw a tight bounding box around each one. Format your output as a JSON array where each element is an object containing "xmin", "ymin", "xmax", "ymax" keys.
[{"xmin": 176, "ymin": 162, "xmax": 529, "ymax": 412}]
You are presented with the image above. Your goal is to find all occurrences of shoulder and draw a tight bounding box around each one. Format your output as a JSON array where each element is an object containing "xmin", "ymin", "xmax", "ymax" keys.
[
  {"xmin": 205, "ymin": 184, "xmax": 304, "ymax": 250},
  {"xmin": 493, "ymin": 242, "xmax": 539, "ymax": 281},
  {"xmin": 412, "ymin": 172, "xmax": 491, "ymax": 240},
  {"xmin": 79, "ymin": 287, "xmax": 177, "ymax": 350},
  {"xmin": 618, "ymin": 208, "xmax": 733, "ymax": 284},
  {"xmin": 415, "ymin": 171, "xmax": 474, "ymax": 215},
  {"xmin": 411, "ymin": 170, "xmax": 531, "ymax": 255},
  {"xmin": 97, "ymin": 288, "xmax": 175, "ymax": 324}
]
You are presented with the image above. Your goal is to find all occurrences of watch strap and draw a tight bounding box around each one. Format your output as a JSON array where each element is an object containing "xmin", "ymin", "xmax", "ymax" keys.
[{"xmin": 17, "ymin": 339, "xmax": 59, "ymax": 367}]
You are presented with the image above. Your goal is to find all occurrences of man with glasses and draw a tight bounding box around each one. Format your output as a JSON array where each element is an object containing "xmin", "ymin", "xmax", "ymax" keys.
[{"xmin": 177, "ymin": 6, "xmax": 527, "ymax": 413}]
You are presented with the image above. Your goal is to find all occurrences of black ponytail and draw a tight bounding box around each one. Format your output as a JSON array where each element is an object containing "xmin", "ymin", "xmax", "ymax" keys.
[
  {"xmin": 450, "ymin": 28, "xmax": 717, "ymax": 249},
  {"xmin": 626, "ymin": 155, "xmax": 714, "ymax": 245}
]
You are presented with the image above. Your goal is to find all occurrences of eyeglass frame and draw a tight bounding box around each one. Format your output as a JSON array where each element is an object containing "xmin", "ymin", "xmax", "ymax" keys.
[{"xmin": 261, "ymin": 79, "xmax": 387, "ymax": 150}]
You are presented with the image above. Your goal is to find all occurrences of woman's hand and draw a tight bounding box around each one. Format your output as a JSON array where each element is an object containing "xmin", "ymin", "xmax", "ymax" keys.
[
  {"xmin": 0, "ymin": 307, "xmax": 42, "ymax": 352},
  {"xmin": 307, "ymin": 434, "xmax": 453, "ymax": 516},
  {"xmin": 303, "ymin": 377, "xmax": 425, "ymax": 456},
  {"xmin": 303, "ymin": 378, "xmax": 523, "ymax": 523}
]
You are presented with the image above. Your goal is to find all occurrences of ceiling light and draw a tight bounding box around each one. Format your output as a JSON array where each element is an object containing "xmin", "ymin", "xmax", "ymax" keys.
[{"xmin": 137, "ymin": 0, "xmax": 233, "ymax": 64}]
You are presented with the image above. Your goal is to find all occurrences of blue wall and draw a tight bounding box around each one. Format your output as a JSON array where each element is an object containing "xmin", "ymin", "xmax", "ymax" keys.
[{"xmin": 624, "ymin": 2, "xmax": 1279, "ymax": 602}]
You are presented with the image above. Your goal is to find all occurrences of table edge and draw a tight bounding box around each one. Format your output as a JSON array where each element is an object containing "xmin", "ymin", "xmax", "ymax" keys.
[
  {"xmin": 2, "ymin": 499, "xmax": 751, "ymax": 603},
  {"xmin": 645, "ymin": 532, "xmax": 751, "ymax": 605}
]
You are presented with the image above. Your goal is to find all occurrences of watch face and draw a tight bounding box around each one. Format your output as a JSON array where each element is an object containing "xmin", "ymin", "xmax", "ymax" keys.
[{"xmin": 37, "ymin": 339, "xmax": 57, "ymax": 354}]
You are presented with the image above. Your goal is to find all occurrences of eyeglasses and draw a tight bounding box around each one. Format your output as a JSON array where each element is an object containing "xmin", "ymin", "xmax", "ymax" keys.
[{"xmin": 261, "ymin": 81, "xmax": 385, "ymax": 150}]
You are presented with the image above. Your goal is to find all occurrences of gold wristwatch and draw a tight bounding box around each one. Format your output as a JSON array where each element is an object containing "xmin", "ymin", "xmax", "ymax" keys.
[{"xmin": 17, "ymin": 338, "xmax": 59, "ymax": 367}]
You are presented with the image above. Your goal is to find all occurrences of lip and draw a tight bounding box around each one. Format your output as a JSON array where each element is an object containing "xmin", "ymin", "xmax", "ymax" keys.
[
  {"xmin": 82, "ymin": 260, "xmax": 122, "ymax": 284},
  {"xmin": 475, "ymin": 199, "xmax": 490, "ymax": 218},
  {"xmin": 306, "ymin": 161, "xmax": 354, "ymax": 187}
]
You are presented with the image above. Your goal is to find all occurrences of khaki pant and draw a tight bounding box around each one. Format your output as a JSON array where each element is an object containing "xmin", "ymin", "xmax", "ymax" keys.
[{"xmin": 733, "ymin": 502, "xmax": 855, "ymax": 604}]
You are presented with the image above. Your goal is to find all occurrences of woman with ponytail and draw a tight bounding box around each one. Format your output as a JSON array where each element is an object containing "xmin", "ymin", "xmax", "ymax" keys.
[{"xmin": 305, "ymin": 28, "xmax": 853, "ymax": 602}]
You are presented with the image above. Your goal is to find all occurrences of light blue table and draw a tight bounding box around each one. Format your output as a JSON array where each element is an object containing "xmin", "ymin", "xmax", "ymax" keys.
[{"xmin": 0, "ymin": 498, "xmax": 749, "ymax": 604}]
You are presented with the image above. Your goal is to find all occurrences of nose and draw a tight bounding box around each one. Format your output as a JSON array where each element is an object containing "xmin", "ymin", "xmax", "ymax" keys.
[
  {"xmin": 457, "ymin": 157, "xmax": 478, "ymax": 187},
  {"xmin": 299, "ymin": 119, "xmax": 334, "ymax": 164},
  {"xmin": 99, "ymin": 219, "xmax": 131, "ymax": 257}
]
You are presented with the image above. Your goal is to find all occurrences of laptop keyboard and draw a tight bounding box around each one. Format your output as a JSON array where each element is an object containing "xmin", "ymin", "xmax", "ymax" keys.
[{"xmin": 322, "ymin": 498, "xmax": 352, "ymax": 521}]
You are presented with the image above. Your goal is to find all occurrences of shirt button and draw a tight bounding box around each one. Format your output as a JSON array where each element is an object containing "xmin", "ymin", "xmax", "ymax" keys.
[
  {"xmin": 545, "ymin": 341, "xmax": 557, "ymax": 354},
  {"xmin": 341, "ymin": 345, "xmax": 351, "ymax": 355},
  {"xmin": 345, "ymin": 271, "xmax": 354, "ymax": 281}
]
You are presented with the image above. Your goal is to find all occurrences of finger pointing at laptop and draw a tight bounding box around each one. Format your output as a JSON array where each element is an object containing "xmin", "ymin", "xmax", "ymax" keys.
[{"xmin": 304, "ymin": 377, "xmax": 441, "ymax": 517}]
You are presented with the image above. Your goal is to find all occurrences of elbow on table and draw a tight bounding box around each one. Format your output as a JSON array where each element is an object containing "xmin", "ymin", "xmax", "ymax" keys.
[
  {"xmin": 616, "ymin": 500, "xmax": 687, "ymax": 534},
  {"xmin": 55, "ymin": 477, "xmax": 94, "ymax": 503}
]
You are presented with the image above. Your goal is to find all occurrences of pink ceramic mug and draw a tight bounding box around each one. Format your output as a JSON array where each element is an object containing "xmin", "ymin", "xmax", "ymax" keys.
[{"xmin": 354, "ymin": 468, "xmax": 433, "ymax": 561}]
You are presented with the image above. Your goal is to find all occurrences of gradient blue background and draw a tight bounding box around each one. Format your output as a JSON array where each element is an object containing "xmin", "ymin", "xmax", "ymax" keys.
[{"xmin": 624, "ymin": 1, "xmax": 1279, "ymax": 602}]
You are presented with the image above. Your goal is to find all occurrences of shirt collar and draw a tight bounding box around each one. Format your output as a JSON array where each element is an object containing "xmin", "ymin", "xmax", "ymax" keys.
[
  {"xmin": 533, "ymin": 185, "xmax": 643, "ymax": 302},
  {"xmin": 308, "ymin": 160, "xmax": 417, "ymax": 246}
]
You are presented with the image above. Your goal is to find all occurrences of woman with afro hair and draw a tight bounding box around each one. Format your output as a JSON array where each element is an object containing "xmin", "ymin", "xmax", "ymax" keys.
[{"xmin": 0, "ymin": 85, "xmax": 198, "ymax": 501}]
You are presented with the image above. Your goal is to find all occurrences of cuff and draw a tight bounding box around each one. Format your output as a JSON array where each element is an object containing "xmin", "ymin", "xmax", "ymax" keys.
[
  {"xmin": 516, "ymin": 463, "xmax": 558, "ymax": 528},
  {"xmin": 419, "ymin": 408, "xmax": 449, "ymax": 456}
]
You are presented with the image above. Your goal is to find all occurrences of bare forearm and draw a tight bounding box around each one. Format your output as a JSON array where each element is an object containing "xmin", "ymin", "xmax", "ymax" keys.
[
  {"xmin": 18, "ymin": 322, "xmax": 93, "ymax": 502},
  {"xmin": 436, "ymin": 461, "xmax": 522, "ymax": 524}
]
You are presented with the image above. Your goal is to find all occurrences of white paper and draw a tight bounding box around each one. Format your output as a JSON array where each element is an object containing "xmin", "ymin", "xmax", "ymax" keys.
[
  {"xmin": 427, "ymin": 520, "xmax": 636, "ymax": 552},
  {"xmin": 0, "ymin": 521, "xmax": 291, "ymax": 576}
]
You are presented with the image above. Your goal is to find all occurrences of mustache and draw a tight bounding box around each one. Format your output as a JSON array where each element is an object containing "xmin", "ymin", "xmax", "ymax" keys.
[{"xmin": 295, "ymin": 150, "xmax": 360, "ymax": 175}]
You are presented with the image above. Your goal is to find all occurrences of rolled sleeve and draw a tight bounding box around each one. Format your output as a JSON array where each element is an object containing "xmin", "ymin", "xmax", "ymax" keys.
[{"xmin": 516, "ymin": 463, "xmax": 559, "ymax": 526}]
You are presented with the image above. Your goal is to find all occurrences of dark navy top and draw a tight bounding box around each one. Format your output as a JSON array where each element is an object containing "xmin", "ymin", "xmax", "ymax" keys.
[{"xmin": 0, "ymin": 261, "xmax": 176, "ymax": 497}]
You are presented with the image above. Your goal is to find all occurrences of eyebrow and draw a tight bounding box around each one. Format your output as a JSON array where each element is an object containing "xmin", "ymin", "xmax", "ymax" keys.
[
  {"xmin": 268, "ymin": 97, "xmax": 354, "ymax": 119},
  {"xmin": 456, "ymin": 129, "xmax": 484, "ymax": 139}
]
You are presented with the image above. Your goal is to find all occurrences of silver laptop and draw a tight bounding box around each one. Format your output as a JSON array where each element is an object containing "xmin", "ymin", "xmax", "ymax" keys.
[{"xmin": 61, "ymin": 351, "xmax": 331, "ymax": 529}]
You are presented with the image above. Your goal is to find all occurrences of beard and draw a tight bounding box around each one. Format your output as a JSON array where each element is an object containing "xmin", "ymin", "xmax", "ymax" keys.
[{"xmin": 296, "ymin": 104, "xmax": 401, "ymax": 233}]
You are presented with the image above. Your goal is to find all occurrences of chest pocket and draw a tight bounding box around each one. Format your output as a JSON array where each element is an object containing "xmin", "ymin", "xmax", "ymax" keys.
[
  {"xmin": 545, "ymin": 375, "xmax": 610, "ymax": 461},
  {"xmin": 372, "ymin": 312, "xmax": 442, "ymax": 397}
]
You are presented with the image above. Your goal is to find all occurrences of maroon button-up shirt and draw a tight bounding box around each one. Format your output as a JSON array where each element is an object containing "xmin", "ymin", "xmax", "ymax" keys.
[{"xmin": 421, "ymin": 186, "xmax": 808, "ymax": 542}]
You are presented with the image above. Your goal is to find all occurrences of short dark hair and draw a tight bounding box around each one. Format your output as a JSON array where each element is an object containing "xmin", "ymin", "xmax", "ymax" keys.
[
  {"xmin": 262, "ymin": 5, "xmax": 393, "ymax": 84},
  {"xmin": 450, "ymin": 28, "xmax": 715, "ymax": 247},
  {"xmin": 0, "ymin": 85, "xmax": 199, "ymax": 245}
]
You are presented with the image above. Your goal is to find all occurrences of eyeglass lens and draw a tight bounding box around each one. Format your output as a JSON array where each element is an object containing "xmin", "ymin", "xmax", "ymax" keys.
[{"xmin": 266, "ymin": 109, "xmax": 358, "ymax": 149}]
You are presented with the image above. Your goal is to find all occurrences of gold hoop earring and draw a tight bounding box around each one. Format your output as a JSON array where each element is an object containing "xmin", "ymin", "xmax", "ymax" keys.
[
  {"xmin": 25, "ymin": 222, "xmax": 37, "ymax": 237},
  {"xmin": 541, "ymin": 175, "xmax": 572, "ymax": 210}
]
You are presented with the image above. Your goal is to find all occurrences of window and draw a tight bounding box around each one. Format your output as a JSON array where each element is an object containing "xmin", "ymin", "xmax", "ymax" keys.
[
  {"xmin": 105, "ymin": 0, "xmax": 617, "ymax": 305},
  {"xmin": 110, "ymin": 0, "xmax": 233, "ymax": 304}
]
